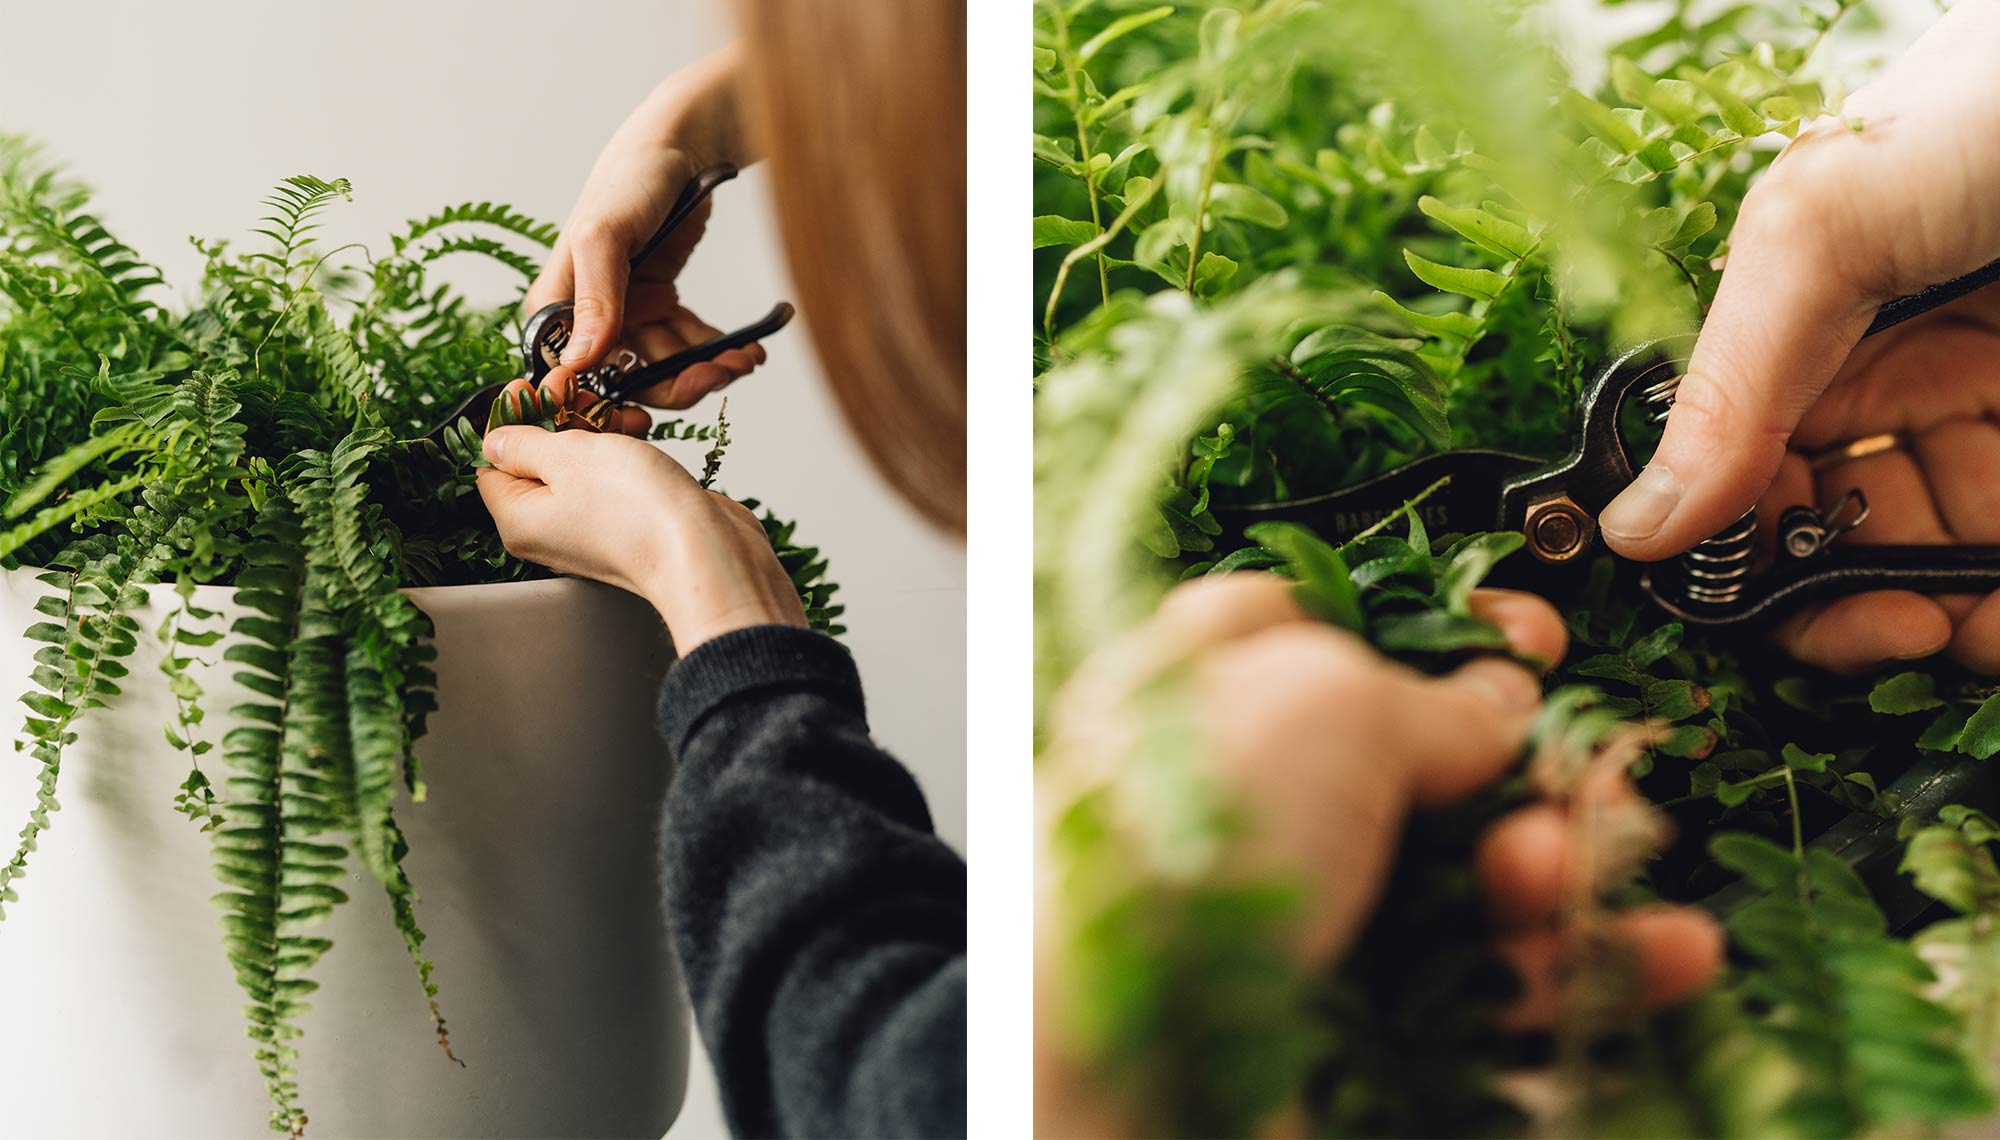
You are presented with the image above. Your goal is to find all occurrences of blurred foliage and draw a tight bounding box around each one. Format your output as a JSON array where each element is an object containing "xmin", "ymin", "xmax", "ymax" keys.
[{"xmin": 1035, "ymin": 0, "xmax": 2000, "ymax": 1135}]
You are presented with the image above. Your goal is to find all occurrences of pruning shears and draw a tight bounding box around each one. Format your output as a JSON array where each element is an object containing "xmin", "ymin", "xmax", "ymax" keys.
[
  {"xmin": 423, "ymin": 163, "xmax": 795, "ymax": 442},
  {"xmin": 1217, "ymin": 258, "xmax": 2000, "ymax": 627}
]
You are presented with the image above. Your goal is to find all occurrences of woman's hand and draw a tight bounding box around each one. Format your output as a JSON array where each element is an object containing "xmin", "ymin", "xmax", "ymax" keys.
[
  {"xmin": 526, "ymin": 45, "xmax": 768, "ymax": 409},
  {"xmin": 1155, "ymin": 575, "xmax": 1721, "ymax": 985},
  {"xmin": 1037, "ymin": 576, "xmax": 1722, "ymax": 1135},
  {"xmin": 475, "ymin": 418, "xmax": 806, "ymax": 654},
  {"xmin": 1598, "ymin": 0, "xmax": 2000, "ymax": 673}
]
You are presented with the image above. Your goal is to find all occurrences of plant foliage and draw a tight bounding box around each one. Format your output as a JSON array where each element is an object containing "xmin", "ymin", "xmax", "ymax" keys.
[
  {"xmin": 0, "ymin": 136, "xmax": 839, "ymax": 1134},
  {"xmin": 1035, "ymin": 1, "xmax": 2000, "ymax": 1135}
]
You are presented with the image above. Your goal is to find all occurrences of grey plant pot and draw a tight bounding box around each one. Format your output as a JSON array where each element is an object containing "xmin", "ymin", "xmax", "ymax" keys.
[{"xmin": 0, "ymin": 571, "xmax": 688, "ymax": 1139}]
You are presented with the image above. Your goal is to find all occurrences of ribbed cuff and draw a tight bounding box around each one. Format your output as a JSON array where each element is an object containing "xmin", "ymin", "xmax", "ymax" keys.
[{"xmin": 659, "ymin": 625, "xmax": 864, "ymax": 752}]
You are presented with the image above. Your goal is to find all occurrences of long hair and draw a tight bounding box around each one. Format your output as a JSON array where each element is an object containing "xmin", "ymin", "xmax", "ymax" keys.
[{"xmin": 733, "ymin": 0, "xmax": 967, "ymax": 535}]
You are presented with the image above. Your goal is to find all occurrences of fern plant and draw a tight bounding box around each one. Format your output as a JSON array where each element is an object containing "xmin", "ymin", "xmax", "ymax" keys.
[
  {"xmin": 1035, "ymin": 1, "xmax": 2000, "ymax": 1135},
  {"xmin": 0, "ymin": 137, "xmax": 839, "ymax": 1136}
]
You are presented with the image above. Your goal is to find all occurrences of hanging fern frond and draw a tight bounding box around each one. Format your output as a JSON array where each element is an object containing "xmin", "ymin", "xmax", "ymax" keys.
[
  {"xmin": 1, "ymin": 496, "xmax": 188, "ymax": 917},
  {"xmin": 216, "ymin": 495, "xmax": 326, "ymax": 1137}
]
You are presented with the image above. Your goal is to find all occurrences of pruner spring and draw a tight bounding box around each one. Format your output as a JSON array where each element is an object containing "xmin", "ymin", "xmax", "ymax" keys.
[{"xmin": 1503, "ymin": 254, "xmax": 2000, "ymax": 625}]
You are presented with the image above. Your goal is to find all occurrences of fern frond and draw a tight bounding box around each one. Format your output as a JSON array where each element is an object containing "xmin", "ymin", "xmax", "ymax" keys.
[
  {"xmin": 698, "ymin": 398, "xmax": 731, "ymax": 489},
  {"xmin": 417, "ymin": 235, "xmax": 541, "ymax": 280},
  {"xmin": 0, "ymin": 562, "xmax": 83, "ymax": 918},
  {"xmin": 394, "ymin": 200, "xmax": 558, "ymax": 251},
  {"xmin": 2, "ymin": 500, "xmax": 186, "ymax": 916},
  {"xmin": 288, "ymin": 429, "xmax": 425, "ymax": 873},
  {"xmin": 2, "ymin": 419, "xmax": 154, "ymax": 518},
  {"xmin": 647, "ymin": 417, "xmax": 721, "ymax": 443},
  {"xmin": 0, "ymin": 471, "xmax": 148, "ymax": 563},
  {"xmin": 1713, "ymin": 831, "xmax": 1993, "ymax": 1131},
  {"xmin": 159, "ymin": 596, "xmax": 223, "ymax": 830},
  {"xmin": 248, "ymin": 175, "xmax": 352, "ymax": 277},
  {"xmin": 216, "ymin": 495, "xmax": 322, "ymax": 1136},
  {"xmin": 292, "ymin": 292, "xmax": 379, "ymax": 422},
  {"xmin": 745, "ymin": 499, "xmax": 846, "ymax": 638}
]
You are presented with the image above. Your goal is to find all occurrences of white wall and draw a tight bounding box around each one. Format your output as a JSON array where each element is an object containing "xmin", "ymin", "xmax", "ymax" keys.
[{"xmin": 0, "ymin": 2, "xmax": 967, "ymax": 1136}]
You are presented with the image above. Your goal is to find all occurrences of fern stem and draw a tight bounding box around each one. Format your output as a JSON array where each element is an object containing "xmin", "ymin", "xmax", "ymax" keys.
[
  {"xmin": 1043, "ymin": 177, "xmax": 1160, "ymax": 348},
  {"xmin": 1337, "ymin": 475, "xmax": 1452, "ymax": 553},
  {"xmin": 251, "ymin": 242, "xmax": 364, "ymax": 381},
  {"xmin": 1048, "ymin": 1, "xmax": 1111, "ymax": 306},
  {"xmin": 1181, "ymin": 131, "xmax": 1224, "ymax": 295}
]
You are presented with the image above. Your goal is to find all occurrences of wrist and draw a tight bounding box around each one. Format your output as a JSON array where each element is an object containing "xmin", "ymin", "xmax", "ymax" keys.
[
  {"xmin": 639, "ymin": 43, "xmax": 752, "ymax": 170},
  {"xmin": 635, "ymin": 536, "xmax": 806, "ymax": 656}
]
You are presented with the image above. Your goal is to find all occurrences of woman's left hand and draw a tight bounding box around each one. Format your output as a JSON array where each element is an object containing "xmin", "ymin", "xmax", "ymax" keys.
[{"xmin": 475, "ymin": 415, "xmax": 806, "ymax": 654}]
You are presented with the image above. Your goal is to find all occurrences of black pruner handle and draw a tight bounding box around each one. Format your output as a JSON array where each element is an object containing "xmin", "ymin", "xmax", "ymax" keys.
[
  {"xmin": 1866, "ymin": 257, "xmax": 2000, "ymax": 337},
  {"xmin": 518, "ymin": 163, "xmax": 746, "ymax": 383},
  {"xmin": 601, "ymin": 302, "xmax": 796, "ymax": 402},
  {"xmin": 1643, "ymin": 544, "xmax": 2000, "ymax": 627},
  {"xmin": 632, "ymin": 163, "xmax": 738, "ymax": 267}
]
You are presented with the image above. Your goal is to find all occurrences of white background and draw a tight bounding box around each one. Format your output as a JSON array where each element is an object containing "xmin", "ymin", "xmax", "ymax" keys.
[{"xmin": 0, "ymin": 2, "xmax": 970, "ymax": 1136}]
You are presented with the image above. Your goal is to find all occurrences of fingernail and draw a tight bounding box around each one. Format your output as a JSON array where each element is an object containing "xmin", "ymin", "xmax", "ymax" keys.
[
  {"xmin": 560, "ymin": 333, "xmax": 594, "ymax": 366},
  {"xmin": 484, "ymin": 430, "xmax": 506, "ymax": 465},
  {"xmin": 1599, "ymin": 464, "xmax": 1683, "ymax": 543}
]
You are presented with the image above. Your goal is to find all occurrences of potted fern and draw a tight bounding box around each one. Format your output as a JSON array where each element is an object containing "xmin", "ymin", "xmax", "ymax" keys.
[{"xmin": 0, "ymin": 138, "xmax": 838, "ymax": 1137}]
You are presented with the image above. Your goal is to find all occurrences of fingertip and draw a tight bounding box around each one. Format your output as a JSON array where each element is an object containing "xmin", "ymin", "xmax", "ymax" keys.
[
  {"xmin": 538, "ymin": 368, "xmax": 574, "ymax": 408},
  {"xmin": 482, "ymin": 425, "xmax": 521, "ymax": 468},
  {"xmin": 1776, "ymin": 592, "xmax": 1953, "ymax": 673},
  {"xmin": 1466, "ymin": 588, "xmax": 1568, "ymax": 671},
  {"xmin": 681, "ymin": 361, "xmax": 732, "ymax": 394},
  {"xmin": 560, "ymin": 329, "xmax": 602, "ymax": 368},
  {"xmin": 1598, "ymin": 461, "xmax": 1692, "ymax": 562},
  {"xmin": 615, "ymin": 406, "xmax": 652, "ymax": 436},
  {"xmin": 1494, "ymin": 905, "xmax": 1722, "ymax": 1031},
  {"xmin": 1619, "ymin": 906, "xmax": 1724, "ymax": 1009},
  {"xmin": 1477, "ymin": 804, "xmax": 1568, "ymax": 928},
  {"xmin": 1950, "ymin": 592, "xmax": 2000, "ymax": 676}
]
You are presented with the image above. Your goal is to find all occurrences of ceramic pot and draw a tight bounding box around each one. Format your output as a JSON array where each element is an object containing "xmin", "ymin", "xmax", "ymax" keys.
[{"xmin": 0, "ymin": 570, "xmax": 687, "ymax": 1139}]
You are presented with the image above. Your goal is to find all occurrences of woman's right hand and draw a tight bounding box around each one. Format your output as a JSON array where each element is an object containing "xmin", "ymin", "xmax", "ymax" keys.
[
  {"xmin": 1598, "ymin": 0, "xmax": 2000, "ymax": 673},
  {"xmin": 526, "ymin": 45, "xmax": 768, "ymax": 411}
]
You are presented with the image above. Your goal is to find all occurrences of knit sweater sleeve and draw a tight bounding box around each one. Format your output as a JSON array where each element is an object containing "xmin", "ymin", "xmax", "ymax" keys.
[{"xmin": 658, "ymin": 624, "xmax": 966, "ymax": 1139}]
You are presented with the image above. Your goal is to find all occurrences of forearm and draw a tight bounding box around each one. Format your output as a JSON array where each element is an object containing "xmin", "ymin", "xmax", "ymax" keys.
[
  {"xmin": 660, "ymin": 626, "xmax": 966, "ymax": 1139},
  {"xmin": 624, "ymin": 42, "xmax": 758, "ymax": 171}
]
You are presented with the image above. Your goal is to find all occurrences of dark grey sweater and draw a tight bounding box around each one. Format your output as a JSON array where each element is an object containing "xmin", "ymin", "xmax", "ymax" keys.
[{"xmin": 658, "ymin": 625, "xmax": 967, "ymax": 1140}]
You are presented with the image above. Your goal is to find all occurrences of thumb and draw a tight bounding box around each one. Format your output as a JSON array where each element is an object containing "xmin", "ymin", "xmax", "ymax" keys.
[
  {"xmin": 482, "ymin": 425, "xmax": 574, "ymax": 482},
  {"xmin": 560, "ymin": 227, "xmax": 631, "ymax": 369},
  {"xmin": 1599, "ymin": 192, "xmax": 1876, "ymax": 561}
]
